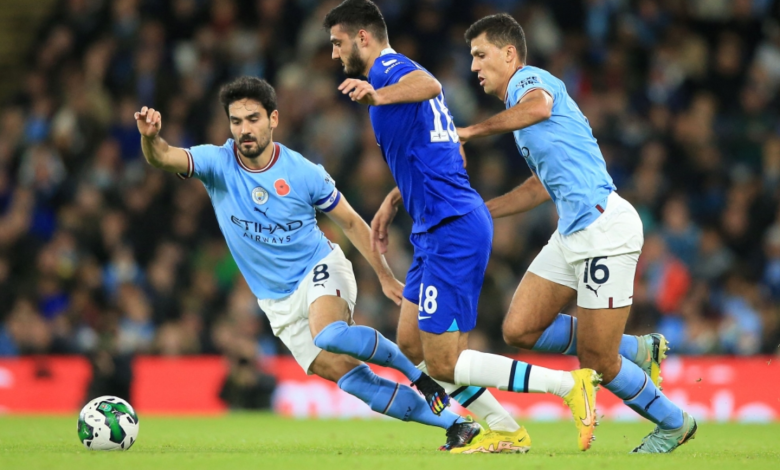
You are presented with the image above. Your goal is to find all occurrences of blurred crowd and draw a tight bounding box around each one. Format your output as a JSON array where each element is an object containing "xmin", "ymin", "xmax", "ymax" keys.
[{"xmin": 1, "ymin": 0, "xmax": 780, "ymax": 373}]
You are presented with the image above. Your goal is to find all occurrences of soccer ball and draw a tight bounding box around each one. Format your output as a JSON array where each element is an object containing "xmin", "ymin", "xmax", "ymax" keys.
[{"xmin": 77, "ymin": 396, "xmax": 139, "ymax": 450}]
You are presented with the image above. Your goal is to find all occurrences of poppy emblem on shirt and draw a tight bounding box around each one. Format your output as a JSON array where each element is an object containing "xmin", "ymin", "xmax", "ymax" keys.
[
  {"xmin": 251, "ymin": 186, "xmax": 269, "ymax": 205},
  {"xmin": 275, "ymin": 178, "xmax": 290, "ymax": 196}
]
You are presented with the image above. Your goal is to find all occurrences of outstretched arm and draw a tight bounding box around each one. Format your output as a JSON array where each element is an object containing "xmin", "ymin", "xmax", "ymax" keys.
[
  {"xmin": 326, "ymin": 195, "xmax": 404, "ymax": 305},
  {"xmin": 135, "ymin": 106, "xmax": 190, "ymax": 174},
  {"xmin": 339, "ymin": 70, "xmax": 441, "ymax": 106},
  {"xmin": 487, "ymin": 173, "xmax": 551, "ymax": 219},
  {"xmin": 457, "ymin": 88, "xmax": 553, "ymax": 142}
]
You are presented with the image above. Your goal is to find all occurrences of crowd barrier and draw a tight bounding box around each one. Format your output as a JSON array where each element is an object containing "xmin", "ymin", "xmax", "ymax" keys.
[{"xmin": 0, "ymin": 355, "xmax": 777, "ymax": 422}]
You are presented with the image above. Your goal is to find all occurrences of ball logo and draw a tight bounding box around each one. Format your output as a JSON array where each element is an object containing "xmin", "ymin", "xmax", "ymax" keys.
[
  {"xmin": 275, "ymin": 178, "xmax": 290, "ymax": 196},
  {"xmin": 251, "ymin": 186, "xmax": 269, "ymax": 205}
]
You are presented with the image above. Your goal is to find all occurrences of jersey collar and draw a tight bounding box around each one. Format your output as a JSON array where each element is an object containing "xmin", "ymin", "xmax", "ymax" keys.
[
  {"xmin": 379, "ymin": 47, "xmax": 396, "ymax": 56},
  {"xmin": 234, "ymin": 141, "xmax": 280, "ymax": 173}
]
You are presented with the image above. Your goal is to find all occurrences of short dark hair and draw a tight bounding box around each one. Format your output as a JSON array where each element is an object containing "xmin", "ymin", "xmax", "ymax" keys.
[
  {"xmin": 218, "ymin": 76, "xmax": 277, "ymax": 117},
  {"xmin": 465, "ymin": 13, "xmax": 527, "ymax": 63},
  {"xmin": 323, "ymin": 0, "xmax": 388, "ymax": 43}
]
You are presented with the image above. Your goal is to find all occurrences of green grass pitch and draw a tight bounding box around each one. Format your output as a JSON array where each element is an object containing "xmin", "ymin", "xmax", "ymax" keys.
[{"xmin": 1, "ymin": 414, "xmax": 778, "ymax": 470}]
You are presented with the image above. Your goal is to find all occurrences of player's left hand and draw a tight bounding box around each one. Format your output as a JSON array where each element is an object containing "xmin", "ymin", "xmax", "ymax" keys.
[
  {"xmin": 339, "ymin": 78, "xmax": 383, "ymax": 105},
  {"xmin": 456, "ymin": 126, "xmax": 472, "ymax": 143},
  {"xmin": 380, "ymin": 276, "xmax": 404, "ymax": 306}
]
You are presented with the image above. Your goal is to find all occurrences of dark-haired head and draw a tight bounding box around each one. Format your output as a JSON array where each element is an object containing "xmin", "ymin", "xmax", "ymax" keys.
[
  {"xmin": 218, "ymin": 77, "xmax": 278, "ymax": 159},
  {"xmin": 219, "ymin": 76, "xmax": 277, "ymax": 118},
  {"xmin": 324, "ymin": 0, "xmax": 389, "ymax": 77},
  {"xmin": 465, "ymin": 13, "xmax": 527, "ymax": 63},
  {"xmin": 464, "ymin": 14, "xmax": 527, "ymax": 97}
]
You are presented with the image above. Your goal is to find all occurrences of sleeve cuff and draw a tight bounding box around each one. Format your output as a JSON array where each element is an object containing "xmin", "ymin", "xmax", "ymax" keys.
[
  {"xmin": 517, "ymin": 86, "xmax": 554, "ymax": 103},
  {"xmin": 177, "ymin": 149, "xmax": 195, "ymax": 179},
  {"xmin": 315, "ymin": 189, "xmax": 341, "ymax": 212}
]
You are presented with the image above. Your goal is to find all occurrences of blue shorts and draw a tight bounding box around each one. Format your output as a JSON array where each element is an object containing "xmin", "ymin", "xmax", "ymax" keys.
[{"xmin": 402, "ymin": 205, "xmax": 493, "ymax": 334}]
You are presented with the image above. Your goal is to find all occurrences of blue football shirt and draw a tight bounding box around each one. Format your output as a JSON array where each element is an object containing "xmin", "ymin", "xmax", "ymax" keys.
[
  {"xmin": 179, "ymin": 139, "xmax": 340, "ymax": 299},
  {"xmin": 367, "ymin": 49, "xmax": 483, "ymax": 233},
  {"xmin": 505, "ymin": 65, "xmax": 616, "ymax": 235}
]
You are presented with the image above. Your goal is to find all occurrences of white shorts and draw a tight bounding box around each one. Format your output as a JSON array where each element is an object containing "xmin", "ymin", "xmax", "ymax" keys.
[
  {"xmin": 528, "ymin": 192, "xmax": 644, "ymax": 309},
  {"xmin": 257, "ymin": 246, "xmax": 357, "ymax": 374}
]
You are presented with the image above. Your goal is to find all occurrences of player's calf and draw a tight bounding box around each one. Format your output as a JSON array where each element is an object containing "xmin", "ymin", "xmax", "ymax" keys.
[
  {"xmin": 396, "ymin": 299, "xmax": 425, "ymax": 361},
  {"xmin": 577, "ymin": 347, "xmax": 622, "ymax": 384},
  {"xmin": 419, "ymin": 330, "xmax": 464, "ymax": 383}
]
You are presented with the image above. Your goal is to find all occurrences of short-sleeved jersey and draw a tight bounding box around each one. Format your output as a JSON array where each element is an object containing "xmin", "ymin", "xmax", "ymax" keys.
[
  {"xmin": 179, "ymin": 139, "xmax": 340, "ymax": 299},
  {"xmin": 505, "ymin": 65, "xmax": 616, "ymax": 235},
  {"xmin": 367, "ymin": 49, "xmax": 483, "ymax": 233}
]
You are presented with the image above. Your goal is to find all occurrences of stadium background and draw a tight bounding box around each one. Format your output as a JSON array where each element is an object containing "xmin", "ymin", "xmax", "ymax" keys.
[{"xmin": 1, "ymin": 0, "xmax": 780, "ymax": 420}]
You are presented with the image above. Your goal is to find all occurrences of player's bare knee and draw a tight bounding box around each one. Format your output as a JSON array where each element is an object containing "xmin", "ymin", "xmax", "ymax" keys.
[{"xmin": 502, "ymin": 322, "xmax": 539, "ymax": 349}]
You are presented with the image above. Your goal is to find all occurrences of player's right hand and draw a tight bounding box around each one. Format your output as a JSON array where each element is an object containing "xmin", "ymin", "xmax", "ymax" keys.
[
  {"xmin": 370, "ymin": 198, "xmax": 398, "ymax": 254},
  {"xmin": 135, "ymin": 106, "xmax": 161, "ymax": 138},
  {"xmin": 380, "ymin": 276, "xmax": 404, "ymax": 306}
]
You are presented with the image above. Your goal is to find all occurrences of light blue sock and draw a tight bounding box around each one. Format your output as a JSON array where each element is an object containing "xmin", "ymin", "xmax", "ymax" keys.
[
  {"xmin": 532, "ymin": 314, "xmax": 639, "ymax": 359},
  {"xmin": 314, "ymin": 321, "xmax": 422, "ymax": 382},
  {"xmin": 604, "ymin": 358, "xmax": 684, "ymax": 430},
  {"xmin": 338, "ymin": 364, "xmax": 463, "ymax": 429}
]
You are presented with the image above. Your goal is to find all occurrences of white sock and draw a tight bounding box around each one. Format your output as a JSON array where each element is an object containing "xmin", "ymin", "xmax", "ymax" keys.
[
  {"xmin": 417, "ymin": 361, "xmax": 520, "ymax": 432},
  {"xmin": 454, "ymin": 349, "xmax": 574, "ymax": 398}
]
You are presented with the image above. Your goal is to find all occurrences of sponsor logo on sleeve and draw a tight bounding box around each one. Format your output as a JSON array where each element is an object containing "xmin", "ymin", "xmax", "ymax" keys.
[{"xmin": 516, "ymin": 75, "xmax": 541, "ymax": 90}]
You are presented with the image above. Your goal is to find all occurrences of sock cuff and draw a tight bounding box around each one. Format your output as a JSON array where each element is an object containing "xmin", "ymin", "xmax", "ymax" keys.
[
  {"xmin": 336, "ymin": 363, "xmax": 372, "ymax": 390},
  {"xmin": 563, "ymin": 315, "xmax": 577, "ymax": 355},
  {"xmin": 454, "ymin": 349, "xmax": 478, "ymax": 385},
  {"xmin": 313, "ymin": 320, "xmax": 350, "ymax": 349}
]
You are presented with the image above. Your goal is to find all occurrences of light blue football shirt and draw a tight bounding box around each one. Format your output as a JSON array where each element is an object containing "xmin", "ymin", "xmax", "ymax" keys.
[
  {"xmin": 505, "ymin": 65, "xmax": 616, "ymax": 235},
  {"xmin": 179, "ymin": 139, "xmax": 339, "ymax": 299}
]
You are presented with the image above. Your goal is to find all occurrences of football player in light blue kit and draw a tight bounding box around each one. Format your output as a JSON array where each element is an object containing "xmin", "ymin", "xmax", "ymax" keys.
[
  {"xmin": 457, "ymin": 14, "xmax": 696, "ymax": 453},
  {"xmin": 325, "ymin": 0, "xmax": 600, "ymax": 453},
  {"xmin": 135, "ymin": 76, "xmax": 482, "ymax": 450}
]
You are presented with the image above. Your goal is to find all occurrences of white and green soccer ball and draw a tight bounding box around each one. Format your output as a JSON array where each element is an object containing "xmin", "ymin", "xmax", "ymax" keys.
[{"xmin": 77, "ymin": 396, "xmax": 139, "ymax": 450}]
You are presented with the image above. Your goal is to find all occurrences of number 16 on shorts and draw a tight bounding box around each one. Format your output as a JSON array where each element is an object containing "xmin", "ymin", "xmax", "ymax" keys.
[
  {"xmin": 418, "ymin": 283, "xmax": 438, "ymax": 319},
  {"xmin": 577, "ymin": 254, "xmax": 638, "ymax": 309}
]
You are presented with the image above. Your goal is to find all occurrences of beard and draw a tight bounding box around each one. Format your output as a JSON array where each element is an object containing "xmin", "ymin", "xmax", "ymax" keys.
[
  {"xmin": 237, "ymin": 132, "xmax": 271, "ymax": 159},
  {"xmin": 343, "ymin": 42, "xmax": 367, "ymax": 78}
]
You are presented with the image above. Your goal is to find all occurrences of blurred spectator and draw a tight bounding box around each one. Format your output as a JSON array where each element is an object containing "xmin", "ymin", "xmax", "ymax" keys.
[{"xmin": 219, "ymin": 336, "xmax": 276, "ymax": 410}]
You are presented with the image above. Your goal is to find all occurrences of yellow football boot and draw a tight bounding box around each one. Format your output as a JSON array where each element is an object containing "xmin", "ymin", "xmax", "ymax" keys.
[
  {"xmin": 451, "ymin": 427, "xmax": 532, "ymax": 454},
  {"xmin": 562, "ymin": 368, "xmax": 600, "ymax": 451},
  {"xmin": 635, "ymin": 333, "xmax": 669, "ymax": 389}
]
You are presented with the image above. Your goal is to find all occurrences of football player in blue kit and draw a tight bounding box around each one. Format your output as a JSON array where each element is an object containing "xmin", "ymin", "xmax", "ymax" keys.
[
  {"xmin": 457, "ymin": 14, "xmax": 696, "ymax": 453},
  {"xmin": 325, "ymin": 0, "xmax": 600, "ymax": 452},
  {"xmin": 136, "ymin": 76, "xmax": 485, "ymax": 450}
]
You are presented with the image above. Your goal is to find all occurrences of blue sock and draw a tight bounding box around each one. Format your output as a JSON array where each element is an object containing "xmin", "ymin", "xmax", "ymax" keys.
[
  {"xmin": 338, "ymin": 364, "xmax": 463, "ymax": 429},
  {"xmin": 532, "ymin": 314, "xmax": 639, "ymax": 359},
  {"xmin": 314, "ymin": 321, "xmax": 422, "ymax": 382},
  {"xmin": 604, "ymin": 358, "xmax": 683, "ymax": 430}
]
